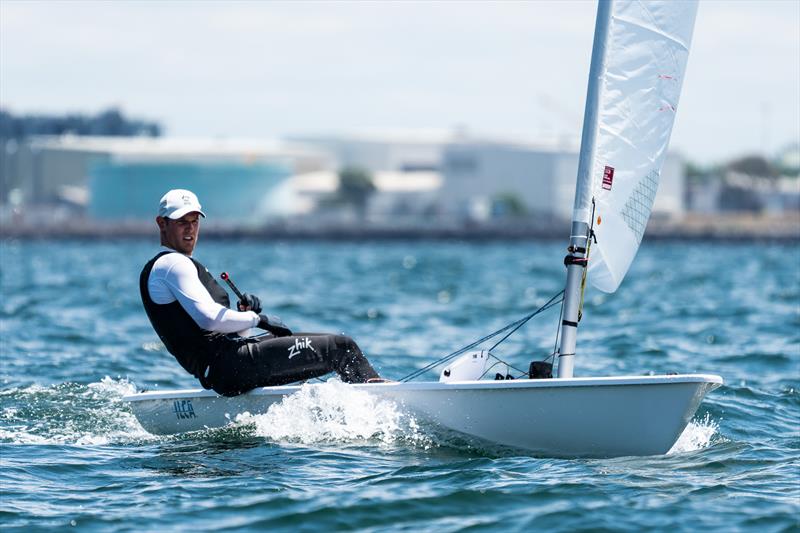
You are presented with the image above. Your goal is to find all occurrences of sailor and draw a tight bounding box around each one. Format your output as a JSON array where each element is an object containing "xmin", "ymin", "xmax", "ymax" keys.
[{"xmin": 140, "ymin": 189, "xmax": 382, "ymax": 396}]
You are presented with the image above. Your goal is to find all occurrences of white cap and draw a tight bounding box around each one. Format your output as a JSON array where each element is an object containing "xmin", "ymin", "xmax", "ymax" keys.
[{"xmin": 158, "ymin": 189, "xmax": 206, "ymax": 219}]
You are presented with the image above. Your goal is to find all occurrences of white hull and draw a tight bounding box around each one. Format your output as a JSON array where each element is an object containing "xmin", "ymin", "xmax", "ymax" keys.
[{"xmin": 123, "ymin": 374, "xmax": 722, "ymax": 458}]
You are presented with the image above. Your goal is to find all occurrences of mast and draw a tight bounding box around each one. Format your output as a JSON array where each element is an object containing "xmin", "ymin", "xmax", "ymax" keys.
[{"xmin": 557, "ymin": 0, "xmax": 612, "ymax": 379}]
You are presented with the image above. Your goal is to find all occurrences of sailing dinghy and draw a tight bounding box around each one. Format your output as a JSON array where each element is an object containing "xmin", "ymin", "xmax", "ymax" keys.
[{"xmin": 124, "ymin": 0, "xmax": 722, "ymax": 457}]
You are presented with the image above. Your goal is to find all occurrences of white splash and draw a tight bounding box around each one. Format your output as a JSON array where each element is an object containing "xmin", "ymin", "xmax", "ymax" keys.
[
  {"xmin": 0, "ymin": 377, "xmax": 154, "ymax": 446},
  {"xmin": 88, "ymin": 375, "xmax": 138, "ymax": 397},
  {"xmin": 668, "ymin": 413, "xmax": 719, "ymax": 454},
  {"xmin": 237, "ymin": 379, "xmax": 429, "ymax": 447}
]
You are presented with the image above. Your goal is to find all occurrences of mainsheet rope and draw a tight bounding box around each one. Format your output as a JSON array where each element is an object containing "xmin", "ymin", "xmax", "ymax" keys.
[{"xmin": 399, "ymin": 289, "xmax": 565, "ymax": 383}]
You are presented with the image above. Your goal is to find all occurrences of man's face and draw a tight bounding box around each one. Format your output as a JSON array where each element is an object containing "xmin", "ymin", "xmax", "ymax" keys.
[{"xmin": 158, "ymin": 212, "xmax": 201, "ymax": 255}]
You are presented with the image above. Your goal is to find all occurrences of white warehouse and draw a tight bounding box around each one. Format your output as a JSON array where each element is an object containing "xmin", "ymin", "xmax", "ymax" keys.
[
  {"xmin": 438, "ymin": 139, "xmax": 685, "ymax": 221},
  {"xmin": 288, "ymin": 131, "xmax": 686, "ymax": 222}
]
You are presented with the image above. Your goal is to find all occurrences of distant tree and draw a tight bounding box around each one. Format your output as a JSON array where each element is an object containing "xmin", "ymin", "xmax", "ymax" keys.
[
  {"xmin": 0, "ymin": 107, "xmax": 161, "ymax": 139},
  {"xmin": 719, "ymin": 155, "xmax": 776, "ymax": 212},
  {"xmin": 727, "ymin": 155, "xmax": 778, "ymax": 179},
  {"xmin": 685, "ymin": 161, "xmax": 721, "ymax": 184},
  {"xmin": 93, "ymin": 108, "xmax": 126, "ymax": 135},
  {"xmin": 492, "ymin": 192, "xmax": 527, "ymax": 217},
  {"xmin": 337, "ymin": 166, "xmax": 376, "ymax": 216}
]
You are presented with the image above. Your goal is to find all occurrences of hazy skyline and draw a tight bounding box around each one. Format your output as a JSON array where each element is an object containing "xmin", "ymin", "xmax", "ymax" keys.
[{"xmin": 1, "ymin": 0, "xmax": 798, "ymax": 165}]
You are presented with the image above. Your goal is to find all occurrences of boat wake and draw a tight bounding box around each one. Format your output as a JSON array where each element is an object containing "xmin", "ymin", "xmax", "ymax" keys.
[
  {"xmin": 235, "ymin": 379, "xmax": 432, "ymax": 448},
  {"xmin": 0, "ymin": 377, "xmax": 154, "ymax": 445},
  {"xmin": 0, "ymin": 377, "xmax": 429, "ymax": 448}
]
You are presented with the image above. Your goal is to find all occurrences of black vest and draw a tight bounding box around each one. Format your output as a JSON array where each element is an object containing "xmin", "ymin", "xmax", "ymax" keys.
[{"xmin": 140, "ymin": 251, "xmax": 236, "ymax": 386}]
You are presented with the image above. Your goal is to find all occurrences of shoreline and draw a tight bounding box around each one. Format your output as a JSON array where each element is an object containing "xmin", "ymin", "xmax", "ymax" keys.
[{"xmin": 1, "ymin": 213, "xmax": 798, "ymax": 242}]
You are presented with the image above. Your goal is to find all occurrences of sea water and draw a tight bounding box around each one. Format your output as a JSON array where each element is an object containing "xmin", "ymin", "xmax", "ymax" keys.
[{"xmin": 0, "ymin": 239, "xmax": 798, "ymax": 531}]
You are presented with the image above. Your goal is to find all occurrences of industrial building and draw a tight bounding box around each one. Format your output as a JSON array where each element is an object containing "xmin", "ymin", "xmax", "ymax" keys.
[
  {"xmin": 293, "ymin": 131, "xmax": 685, "ymax": 222},
  {"xmin": 439, "ymin": 138, "xmax": 685, "ymax": 221},
  {"xmin": 1, "ymin": 131, "xmax": 687, "ymax": 229},
  {"xmin": 1, "ymin": 136, "xmax": 331, "ymax": 225}
]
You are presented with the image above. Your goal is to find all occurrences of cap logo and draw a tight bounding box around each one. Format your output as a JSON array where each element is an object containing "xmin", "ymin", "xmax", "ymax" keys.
[{"xmin": 182, "ymin": 195, "xmax": 191, "ymax": 205}]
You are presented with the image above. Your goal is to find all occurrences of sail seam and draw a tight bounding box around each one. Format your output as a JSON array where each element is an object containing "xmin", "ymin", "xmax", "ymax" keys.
[{"xmin": 613, "ymin": 13, "xmax": 691, "ymax": 51}]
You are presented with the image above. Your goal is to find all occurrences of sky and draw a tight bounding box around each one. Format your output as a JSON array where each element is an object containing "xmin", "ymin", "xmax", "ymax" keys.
[{"xmin": 1, "ymin": 0, "xmax": 798, "ymax": 165}]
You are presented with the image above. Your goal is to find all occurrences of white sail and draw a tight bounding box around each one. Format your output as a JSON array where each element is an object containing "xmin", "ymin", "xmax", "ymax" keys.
[{"xmin": 573, "ymin": 0, "xmax": 698, "ymax": 293}]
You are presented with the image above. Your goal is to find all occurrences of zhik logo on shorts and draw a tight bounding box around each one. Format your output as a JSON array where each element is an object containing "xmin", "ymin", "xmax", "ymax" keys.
[{"xmin": 288, "ymin": 337, "xmax": 313, "ymax": 359}]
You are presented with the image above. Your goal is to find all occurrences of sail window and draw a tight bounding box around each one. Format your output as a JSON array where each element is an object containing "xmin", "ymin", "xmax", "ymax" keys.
[{"xmin": 620, "ymin": 169, "xmax": 659, "ymax": 243}]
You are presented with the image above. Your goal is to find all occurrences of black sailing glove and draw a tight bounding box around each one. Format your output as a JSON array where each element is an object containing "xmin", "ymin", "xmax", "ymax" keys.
[
  {"xmin": 257, "ymin": 314, "xmax": 292, "ymax": 337},
  {"xmin": 238, "ymin": 293, "xmax": 262, "ymax": 313}
]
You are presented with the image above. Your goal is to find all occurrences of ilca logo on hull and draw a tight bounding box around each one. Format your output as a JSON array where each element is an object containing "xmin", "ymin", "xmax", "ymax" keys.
[
  {"xmin": 288, "ymin": 337, "xmax": 313, "ymax": 359},
  {"xmin": 173, "ymin": 399, "xmax": 197, "ymax": 420}
]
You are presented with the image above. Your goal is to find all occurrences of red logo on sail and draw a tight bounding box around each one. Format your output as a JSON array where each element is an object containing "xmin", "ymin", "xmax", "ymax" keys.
[{"xmin": 602, "ymin": 166, "xmax": 615, "ymax": 190}]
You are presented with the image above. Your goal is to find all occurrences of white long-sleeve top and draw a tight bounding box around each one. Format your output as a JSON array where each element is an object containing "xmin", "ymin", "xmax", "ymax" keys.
[{"xmin": 147, "ymin": 248, "xmax": 260, "ymax": 334}]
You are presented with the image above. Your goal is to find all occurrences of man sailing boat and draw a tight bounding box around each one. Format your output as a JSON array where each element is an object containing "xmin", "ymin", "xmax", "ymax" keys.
[{"xmin": 140, "ymin": 189, "xmax": 383, "ymax": 396}]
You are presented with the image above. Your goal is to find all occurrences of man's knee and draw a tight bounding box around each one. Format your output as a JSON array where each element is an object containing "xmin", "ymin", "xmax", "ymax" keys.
[{"xmin": 333, "ymin": 335, "xmax": 358, "ymax": 353}]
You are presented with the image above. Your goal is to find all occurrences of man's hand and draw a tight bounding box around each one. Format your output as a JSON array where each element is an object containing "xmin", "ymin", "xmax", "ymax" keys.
[
  {"xmin": 238, "ymin": 293, "xmax": 262, "ymax": 313},
  {"xmin": 257, "ymin": 314, "xmax": 292, "ymax": 337}
]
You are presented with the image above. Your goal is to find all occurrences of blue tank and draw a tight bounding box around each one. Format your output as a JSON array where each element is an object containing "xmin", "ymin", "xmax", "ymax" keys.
[{"xmin": 88, "ymin": 160, "xmax": 292, "ymax": 223}]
